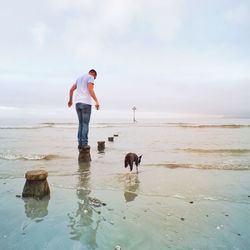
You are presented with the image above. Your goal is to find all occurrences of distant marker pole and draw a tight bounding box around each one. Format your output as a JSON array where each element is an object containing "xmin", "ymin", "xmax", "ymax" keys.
[{"xmin": 132, "ymin": 106, "xmax": 136, "ymax": 123}]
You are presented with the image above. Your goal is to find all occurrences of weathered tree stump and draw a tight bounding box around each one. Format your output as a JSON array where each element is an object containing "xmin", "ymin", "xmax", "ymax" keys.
[
  {"xmin": 78, "ymin": 147, "xmax": 91, "ymax": 162},
  {"xmin": 97, "ymin": 141, "xmax": 105, "ymax": 151},
  {"xmin": 108, "ymin": 137, "xmax": 114, "ymax": 142},
  {"xmin": 22, "ymin": 170, "xmax": 50, "ymax": 199}
]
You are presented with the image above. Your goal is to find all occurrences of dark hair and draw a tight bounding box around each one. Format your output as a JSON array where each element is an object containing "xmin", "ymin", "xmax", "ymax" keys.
[{"xmin": 89, "ymin": 69, "xmax": 97, "ymax": 76}]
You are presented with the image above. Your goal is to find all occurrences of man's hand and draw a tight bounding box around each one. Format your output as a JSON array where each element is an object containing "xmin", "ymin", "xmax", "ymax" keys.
[
  {"xmin": 88, "ymin": 84, "xmax": 100, "ymax": 110},
  {"xmin": 68, "ymin": 100, "xmax": 72, "ymax": 108},
  {"xmin": 95, "ymin": 102, "xmax": 100, "ymax": 110},
  {"xmin": 68, "ymin": 84, "xmax": 76, "ymax": 108}
]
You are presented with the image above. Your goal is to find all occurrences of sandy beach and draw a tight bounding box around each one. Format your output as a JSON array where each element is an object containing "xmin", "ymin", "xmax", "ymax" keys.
[{"xmin": 1, "ymin": 119, "xmax": 250, "ymax": 249}]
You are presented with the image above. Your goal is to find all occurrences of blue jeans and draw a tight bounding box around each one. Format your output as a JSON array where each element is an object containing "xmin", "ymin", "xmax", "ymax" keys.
[{"xmin": 75, "ymin": 103, "xmax": 92, "ymax": 146}]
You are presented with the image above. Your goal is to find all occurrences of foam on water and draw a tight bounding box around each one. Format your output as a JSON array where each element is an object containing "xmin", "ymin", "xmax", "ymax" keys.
[
  {"xmin": 178, "ymin": 124, "xmax": 250, "ymax": 128},
  {"xmin": 2, "ymin": 122, "xmax": 249, "ymax": 130},
  {"xmin": 0, "ymin": 153, "xmax": 61, "ymax": 161},
  {"xmin": 146, "ymin": 163, "xmax": 250, "ymax": 170},
  {"xmin": 178, "ymin": 148, "xmax": 250, "ymax": 154}
]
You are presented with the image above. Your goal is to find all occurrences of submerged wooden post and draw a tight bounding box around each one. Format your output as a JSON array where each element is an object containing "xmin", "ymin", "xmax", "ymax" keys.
[
  {"xmin": 78, "ymin": 147, "xmax": 91, "ymax": 162},
  {"xmin": 22, "ymin": 170, "xmax": 50, "ymax": 199},
  {"xmin": 97, "ymin": 141, "xmax": 105, "ymax": 152},
  {"xmin": 108, "ymin": 137, "xmax": 114, "ymax": 142}
]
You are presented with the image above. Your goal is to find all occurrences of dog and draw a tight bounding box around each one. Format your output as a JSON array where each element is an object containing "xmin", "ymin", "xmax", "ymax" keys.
[{"xmin": 124, "ymin": 153, "xmax": 142, "ymax": 173}]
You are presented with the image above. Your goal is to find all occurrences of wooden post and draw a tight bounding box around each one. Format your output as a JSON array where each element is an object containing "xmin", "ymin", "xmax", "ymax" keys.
[
  {"xmin": 22, "ymin": 170, "xmax": 50, "ymax": 199},
  {"xmin": 97, "ymin": 141, "xmax": 105, "ymax": 152},
  {"xmin": 108, "ymin": 137, "xmax": 114, "ymax": 142},
  {"xmin": 78, "ymin": 147, "xmax": 91, "ymax": 162}
]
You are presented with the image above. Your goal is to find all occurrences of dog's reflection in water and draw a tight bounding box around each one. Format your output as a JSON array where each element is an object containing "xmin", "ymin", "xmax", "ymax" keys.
[{"xmin": 123, "ymin": 173, "xmax": 140, "ymax": 202}]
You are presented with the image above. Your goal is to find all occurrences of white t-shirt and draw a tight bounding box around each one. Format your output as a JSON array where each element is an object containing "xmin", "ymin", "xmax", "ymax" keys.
[{"xmin": 74, "ymin": 74, "xmax": 95, "ymax": 105}]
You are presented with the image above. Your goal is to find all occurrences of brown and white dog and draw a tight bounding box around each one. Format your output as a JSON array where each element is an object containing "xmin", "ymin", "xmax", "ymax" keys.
[{"xmin": 124, "ymin": 153, "xmax": 142, "ymax": 173}]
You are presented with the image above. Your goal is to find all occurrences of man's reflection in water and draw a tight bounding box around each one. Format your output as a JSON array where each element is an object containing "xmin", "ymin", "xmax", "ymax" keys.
[
  {"xmin": 124, "ymin": 173, "xmax": 140, "ymax": 202},
  {"xmin": 24, "ymin": 196, "xmax": 50, "ymax": 222},
  {"xmin": 68, "ymin": 157, "xmax": 100, "ymax": 248}
]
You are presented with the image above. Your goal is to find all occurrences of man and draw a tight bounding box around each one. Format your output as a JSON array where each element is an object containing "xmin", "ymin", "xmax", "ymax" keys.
[{"xmin": 68, "ymin": 69, "xmax": 100, "ymax": 150}]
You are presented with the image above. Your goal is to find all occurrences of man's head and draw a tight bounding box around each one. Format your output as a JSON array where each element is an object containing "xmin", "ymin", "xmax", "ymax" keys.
[{"xmin": 89, "ymin": 69, "xmax": 97, "ymax": 79}]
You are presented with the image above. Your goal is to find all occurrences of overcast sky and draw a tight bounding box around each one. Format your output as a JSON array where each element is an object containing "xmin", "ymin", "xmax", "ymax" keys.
[{"xmin": 0, "ymin": 0, "xmax": 250, "ymax": 119}]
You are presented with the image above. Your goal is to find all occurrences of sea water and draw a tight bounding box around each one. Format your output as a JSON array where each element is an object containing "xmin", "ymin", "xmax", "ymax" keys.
[{"xmin": 0, "ymin": 117, "xmax": 250, "ymax": 249}]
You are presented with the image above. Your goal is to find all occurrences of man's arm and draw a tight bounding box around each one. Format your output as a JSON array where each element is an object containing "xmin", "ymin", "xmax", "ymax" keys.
[
  {"xmin": 88, "ymin": 83, "xmax": 100, "ymax": 110},
  {"xmin": 68, "ymin": 83, "xmax": 77, "ymax": 107}
]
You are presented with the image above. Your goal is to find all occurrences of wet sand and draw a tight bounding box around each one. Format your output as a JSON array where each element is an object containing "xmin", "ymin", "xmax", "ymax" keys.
[
  {"xmin": 1, "ymin": 158, "xmax": 250, "ymax": 249},
  {"xmin": 1, "ymin": 119, "xmax": 250, "ymax": 249}
]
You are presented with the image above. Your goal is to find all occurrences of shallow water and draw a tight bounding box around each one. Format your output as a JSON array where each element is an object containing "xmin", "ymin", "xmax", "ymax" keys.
[{"xmin": 1, "ymin": 118, "xmax": 250, "ymax": 249}]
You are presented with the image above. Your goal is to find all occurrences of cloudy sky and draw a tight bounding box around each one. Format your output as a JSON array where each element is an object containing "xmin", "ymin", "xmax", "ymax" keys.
[{"xmin": 0, "ymin": 0, "xmax": 250, "ymax": 119}]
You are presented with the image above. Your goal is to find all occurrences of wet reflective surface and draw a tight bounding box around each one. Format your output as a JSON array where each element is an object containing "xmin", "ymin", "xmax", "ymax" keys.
[
  {"xmin": 1, "ymin": 119, "xmax": 250, "ymax": 249},
  {"xmin": 24, "ymin": 196, "xmax": 50, "ymax": 221}
]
